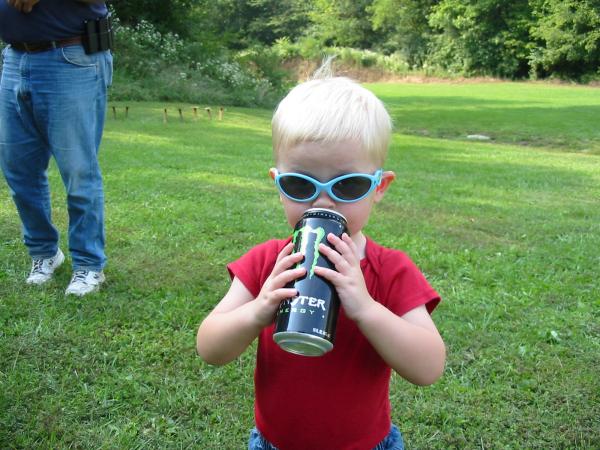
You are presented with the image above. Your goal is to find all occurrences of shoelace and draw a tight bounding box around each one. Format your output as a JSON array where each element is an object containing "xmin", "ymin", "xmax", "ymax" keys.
[
  {"xmin": 31, "ymin": 258, "xmax": 45, "ymax": 273},
  {"xmin": 70, "ymin": 270, "xmax": 89, "ymax": 283}
]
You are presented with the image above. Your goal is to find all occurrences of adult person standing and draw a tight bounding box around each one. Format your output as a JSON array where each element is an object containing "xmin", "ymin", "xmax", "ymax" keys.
[{"xmin": 0, "ymin": 0, "xmax": 113, "ymax": 296}]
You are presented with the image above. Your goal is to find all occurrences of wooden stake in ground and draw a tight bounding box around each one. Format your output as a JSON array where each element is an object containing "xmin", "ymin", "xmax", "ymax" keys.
[
  {"xmin": 178, "ymin": 108, "xmax": 184, "ymax": 121},
  {"xmin": 112, "ymin": 106, "xmax": 116, "ymax": 119},
  {"xmin": 125, "ymin": 106, "xmax": 129, "ymax": 119},
  {"xmin": 205, "ymin": 107, "xmax": 212, "ymax": 120},
  {"xmin": 193, "ymin": 107, "xmax": 198, "ymax": 120},
  {"xmin": 218, "ymin": 107, "xmax": 224, "ymax": 121},
  {"xmin": 163, "ymin": 108, "xmax": 168, "ymax": 123}
]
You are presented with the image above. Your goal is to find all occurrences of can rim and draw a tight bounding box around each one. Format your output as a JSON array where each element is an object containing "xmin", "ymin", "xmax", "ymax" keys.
[
  {"xmin": 303, "ymin": 208, "xmax": 347, "ymax": 222},
  {"xmin": 273, "ymin": 331, "xmax": 333, "ymax": 357}
]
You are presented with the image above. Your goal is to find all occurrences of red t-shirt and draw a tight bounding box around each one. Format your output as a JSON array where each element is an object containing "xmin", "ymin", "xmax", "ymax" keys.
[{"xmin": 227, "ymin": 237, "xmax": 440, "ymax": 450}]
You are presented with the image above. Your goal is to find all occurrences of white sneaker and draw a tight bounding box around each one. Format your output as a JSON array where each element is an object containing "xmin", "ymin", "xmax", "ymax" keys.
[
  {"xmin": 26, "ymin": 249, "xmax": 65, "ymax": 285},
  {"xmin": 65, "ymin": 270, "xmax": 105, "ymax": 296}
]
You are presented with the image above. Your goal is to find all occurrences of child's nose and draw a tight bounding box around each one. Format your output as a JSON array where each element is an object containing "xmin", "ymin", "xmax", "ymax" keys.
[{"xmin": 312, "ymin": 189, "xmax": 336, "ymax": 209}]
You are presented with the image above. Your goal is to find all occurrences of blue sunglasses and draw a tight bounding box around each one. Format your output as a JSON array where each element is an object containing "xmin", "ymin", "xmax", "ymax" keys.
[{"xmin": 273, "ymin": 169, "xmax": 383, "ymax": 203}]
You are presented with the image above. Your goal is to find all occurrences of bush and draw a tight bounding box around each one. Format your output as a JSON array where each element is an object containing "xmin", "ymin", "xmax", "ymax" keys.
[
  {"xmin": 111, "ymin": 13, "xmax": 286, "ymax": 106},
  {"xmin": 271, "ymin": 40, "xmax": 412, "ymax": 77}
]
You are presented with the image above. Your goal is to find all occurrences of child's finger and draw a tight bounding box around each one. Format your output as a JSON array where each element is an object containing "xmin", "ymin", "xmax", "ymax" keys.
[
  {"xmin": 313, "ymin": 265, "xmax": 343, "ymax": 284},
  {"xmin": 272, "ymin": 251, "xmax": 304, "ymax": 276},
  {"xmin": 326, "ymin": 233, "xmax": 357, "ymax": 262},
  {"xmin": 275, "ymin": 242, "xmax": 295, "ymax": 263},
  {"xmin": 341, "ymin": 233, "xmax": 359, "ymax": 257},
  {"xmin": 318, "ymin": 243, "xmax": 351, "ymax": 273},
  {"xmin": 272, "ymin": 266, "xmax": 306, "ymax": 289},
  {"xmin": 273, "ymin": 288, "xmax": 300, "ymax": 303}
]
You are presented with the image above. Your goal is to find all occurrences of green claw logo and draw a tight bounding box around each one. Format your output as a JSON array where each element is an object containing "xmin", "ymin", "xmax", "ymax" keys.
[{"xmin": 293, "ymin": 225, "xmax": 326, "ymax": 278}]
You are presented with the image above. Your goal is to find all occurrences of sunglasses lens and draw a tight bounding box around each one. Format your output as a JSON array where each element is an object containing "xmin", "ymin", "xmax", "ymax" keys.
[
  {"xmin": 279, "ymin": 175, "xmax": 316, "ymax": 200},
  {"xmin": 332, "ymin": 176, "xmax": 372, "ymax": 201}
]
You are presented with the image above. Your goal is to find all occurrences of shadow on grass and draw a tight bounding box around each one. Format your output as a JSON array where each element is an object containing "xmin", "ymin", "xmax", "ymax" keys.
[{"xmin": 381, "ymin": 95, "xmax": 600, "ymax": 151}]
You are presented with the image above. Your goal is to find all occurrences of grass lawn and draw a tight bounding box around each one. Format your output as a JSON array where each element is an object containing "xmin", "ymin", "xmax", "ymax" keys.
[{"xmin": 1, "ymin": 82, "xmax": 599, "ymax": 449}]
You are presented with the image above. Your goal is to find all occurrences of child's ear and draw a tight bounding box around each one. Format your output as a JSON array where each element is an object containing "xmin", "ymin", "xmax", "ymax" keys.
[{"xmin": 374, "ymin": 171, "xmax": 395, "ymax": 202}]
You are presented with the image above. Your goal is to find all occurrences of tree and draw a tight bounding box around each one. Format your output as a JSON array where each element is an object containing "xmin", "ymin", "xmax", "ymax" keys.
[
  {"xmin": 427, "ymin": 0, "xmax": 532, "ymax": 78},
  {"xmin": 201, "ymin": 0, "xmax": 312, "ymax": 48},
  {"xmin": 369, "ymin": 0, "xmax": 438, "ymax": 65},
  {"xmin": 308, "ymin": 0, "xmax": 384, "ymax": 49},
  {"xmin": 111, "ymin": 0, "xmax": 202, "ymax": 37},
  {"xmin": 529, "ymin": 0, "xmax": 600, "ymax": 79}
]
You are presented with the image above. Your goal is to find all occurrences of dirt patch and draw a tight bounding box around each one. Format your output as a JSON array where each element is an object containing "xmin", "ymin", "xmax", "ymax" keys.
[
  {"xmin": 281, "ymin": 59, "xmax": 503, "ymax": 83},
  {"xmin": 282, "ymin": 58, "xmax": 600, "ymax": 86}
]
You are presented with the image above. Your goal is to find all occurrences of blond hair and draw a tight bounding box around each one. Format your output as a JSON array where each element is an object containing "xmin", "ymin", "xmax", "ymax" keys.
[{"xmin": 272, "ymin": 75, "xmax": 392, "ymax": 166}]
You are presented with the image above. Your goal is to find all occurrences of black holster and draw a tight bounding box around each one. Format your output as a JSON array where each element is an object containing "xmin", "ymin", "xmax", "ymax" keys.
[{"xmin": 83, "ymin": 15, "xmax": 114, "ymax": 54}]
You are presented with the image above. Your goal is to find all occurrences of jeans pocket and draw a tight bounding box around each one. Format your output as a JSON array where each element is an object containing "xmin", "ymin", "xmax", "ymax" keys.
[{"xmin": 60, "ymin": 45, "xmax": 96, "ymax": 68}]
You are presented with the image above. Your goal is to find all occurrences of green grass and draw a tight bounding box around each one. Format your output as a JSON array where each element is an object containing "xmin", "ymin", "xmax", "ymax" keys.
[
  {"xmin": 1, "ymin": 83, "xmax": 599, "ymax": 449},
  {"xmin": 373, "ymin": 82, "xmax": 600, "ymax": 153}
]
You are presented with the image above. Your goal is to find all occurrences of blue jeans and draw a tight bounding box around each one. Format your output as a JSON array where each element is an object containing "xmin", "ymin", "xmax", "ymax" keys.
[
  {"xmin": 248, "ymin": 424, "xmax": 404, "ymax": 450},
  {"xmin": 0, "ymin": 45, "xmax": 112, "ymax": 271}
]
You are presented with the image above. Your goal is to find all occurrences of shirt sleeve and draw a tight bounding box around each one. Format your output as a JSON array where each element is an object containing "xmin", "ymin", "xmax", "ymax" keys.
[{"xmin": 377, "ymin": 248, "xmax": 441, "ymax": 317}]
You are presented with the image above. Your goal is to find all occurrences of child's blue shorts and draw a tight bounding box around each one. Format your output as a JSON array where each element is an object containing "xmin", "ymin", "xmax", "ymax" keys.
[{"xmin": 248, "ymin": 424, "xmax": 404, "ymax": 450}]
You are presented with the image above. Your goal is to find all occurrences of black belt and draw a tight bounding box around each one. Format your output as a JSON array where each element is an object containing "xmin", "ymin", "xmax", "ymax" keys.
[{"xmin": 10, "ymin": 36, "xmax": 83, "ymax": 53}]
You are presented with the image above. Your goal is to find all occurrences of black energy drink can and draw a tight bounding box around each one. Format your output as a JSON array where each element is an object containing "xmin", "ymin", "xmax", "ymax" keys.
[{"xmin": 273, "ymin": 208, "xmax": 348, "ymax": 356}]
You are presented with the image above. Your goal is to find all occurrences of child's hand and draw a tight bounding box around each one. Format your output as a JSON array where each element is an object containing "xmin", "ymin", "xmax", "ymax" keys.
[
  {"xmin": 314, "ymin": 233, "xmax": 375, "ymax": 322},
  {"xmin": 253, "ymin": 242, "xmax": 306, "ymax": 328}
]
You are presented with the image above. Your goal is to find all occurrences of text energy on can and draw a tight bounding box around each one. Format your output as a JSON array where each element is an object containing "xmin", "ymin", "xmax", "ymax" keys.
[{"xmin": 273, "ymin": 208, "xmax": 348, "ymax": 356}]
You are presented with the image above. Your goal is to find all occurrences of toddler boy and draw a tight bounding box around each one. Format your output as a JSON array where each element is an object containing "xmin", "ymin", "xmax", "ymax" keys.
[{"xmin": 197, "ymin": 74, "xmax": 445, "ymax": 449}]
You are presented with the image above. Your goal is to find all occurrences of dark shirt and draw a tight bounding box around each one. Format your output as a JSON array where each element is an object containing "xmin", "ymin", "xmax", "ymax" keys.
[{"xmin": 0, "ymin": 0, "xmax": 107, "ymax": 43}]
